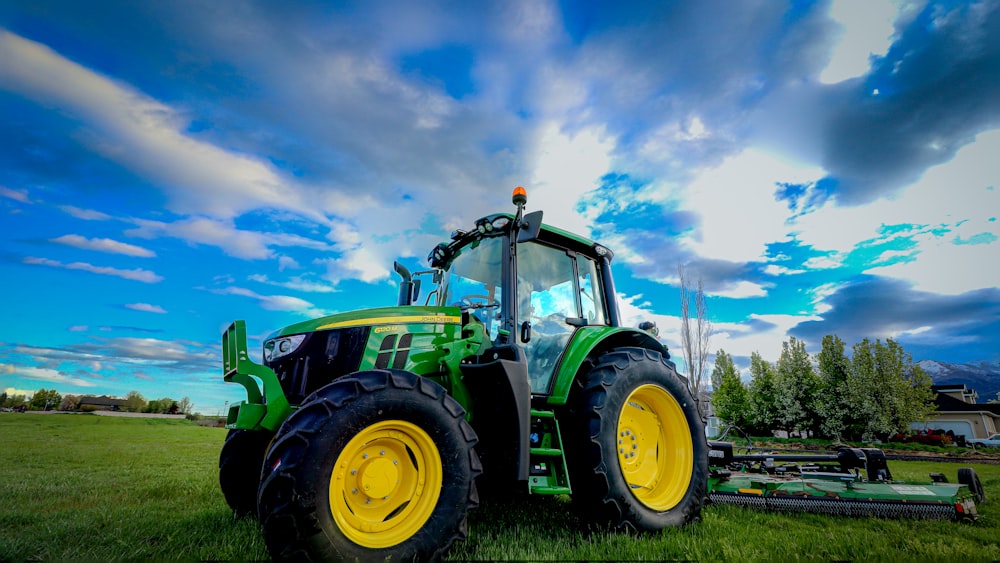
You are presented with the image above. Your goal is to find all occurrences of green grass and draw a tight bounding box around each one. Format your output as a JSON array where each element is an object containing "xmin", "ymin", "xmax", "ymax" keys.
[
  {"xmin": 0, "ymin": 413, "xmax": 266, "ymax": 561},
  {"xmin": 2, "ymin": 413, "xmax": 998, "ymax": 561}
]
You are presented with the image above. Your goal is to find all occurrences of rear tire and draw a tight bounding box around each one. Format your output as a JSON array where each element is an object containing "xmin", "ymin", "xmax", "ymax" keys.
[
  {"xmin": 958, "ymin": 467, "xmax": 986, "ymax": 504},
  {"xmin": 257, "ymin": 370, "xmax": 480, "ymax": 561},
  {"xmin": 219, "ymin": 429, "xmax": 272, "ymax": 517},
  {"xmin": 567, "ymin": 347, "xmax": 708, "ymax": 531}
]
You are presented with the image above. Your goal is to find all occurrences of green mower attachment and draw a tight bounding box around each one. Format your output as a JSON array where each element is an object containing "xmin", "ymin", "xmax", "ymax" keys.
[{"xmin": 706, "ymin": 436, "xmax": 984, "ymax": 521}]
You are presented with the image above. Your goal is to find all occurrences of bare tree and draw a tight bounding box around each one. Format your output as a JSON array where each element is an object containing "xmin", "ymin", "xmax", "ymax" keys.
[{"xmin": 678, "ymin": 264, "xmax": 712, "ymax": 418}]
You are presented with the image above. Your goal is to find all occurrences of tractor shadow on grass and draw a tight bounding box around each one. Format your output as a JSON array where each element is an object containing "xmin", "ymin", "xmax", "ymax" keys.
[{"xmin": 456, "ymin": 492, "xmax": 640, "ymax": 560}]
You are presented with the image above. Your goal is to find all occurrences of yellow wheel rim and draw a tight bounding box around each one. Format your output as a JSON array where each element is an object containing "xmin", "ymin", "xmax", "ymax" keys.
[
  {"xmin": 616, "ymin": 384, "xmax": 694, "ymax": 511},
  {"xmin": 329, "ymin": 420, "xmax": 442, "ymax": 548}
]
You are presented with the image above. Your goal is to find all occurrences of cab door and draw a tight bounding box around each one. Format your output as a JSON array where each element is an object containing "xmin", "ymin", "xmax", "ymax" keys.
[{"xmin": 515, "ymin": 242, "xmax": 607, "ymax": 393}]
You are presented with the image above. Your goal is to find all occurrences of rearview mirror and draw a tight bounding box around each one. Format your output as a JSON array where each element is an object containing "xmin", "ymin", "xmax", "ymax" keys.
[{"xmin": 516, "ymin": 210, "xmax": 543, "ymax": 242}]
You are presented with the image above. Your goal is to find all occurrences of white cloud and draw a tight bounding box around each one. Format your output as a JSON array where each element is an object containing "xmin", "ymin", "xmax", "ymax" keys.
[
  {"xmin": 873, "ymin": 248, "xmax": 916, "ymax": 264},
  {"xmin": 707, "ymin": 281, "xmax": 769, "ymax": 299},
  {"xmin": 803, "ymin": 254, "xmax": 845, "ymax": 270},
  {"xmin": 125, "ymin": 303, "xmax": 167, "ymax": 314},
  {"xmin": 278, "ymin": 256, "xmax": 300, "ymax": 271},
  {"xmin": 0, "ymin": 30, "xmax": 348, "ymax": 223},
  {"xmin": 684, "ymin": 147, "xmax": 824, "ymax": 263},
  {"xmin": 320, "ymin": 247, "xmax": 393, "ymax": 285},
  {"xmin": 763, "ymin": 264, "xmax": 805, "ymax": 276},
  {"xmin": 794, "ymin": 128, "xmax": 1000, "ymax": 293},
  {"xmin": 126, "ymin": 216, "xmax": 338, "ymax": 261},
  {"xmin": 248, "ymin": 274, "xmax": 339, "ymax": 294},
  {"xmin": 618, "ymin": 292, "xmax": 820, "ymax": 371},
  {"xmin": 529, "ymin": 122, "xmax": 615, "ymax": 235},
  {"xmin": 0, "ymin": 363, "xmax": 98, "ymax": 387},
  {"xmin": 809, "ymin": 282, "xmax": 844, "ymax": 314},
  {"xmin": 59, "ymin": 206, "xmax": 112, "ymax": 221},
  {"xmin": 819, "ymin": 0, "xmax": 900, "ymax": 84},
  {"xmin": 711, "ymin": 313, "xmax": 822, "ymax": 363},
  {"xmin": 51, "ymin": 234, "xmax": 155, "ymax": 257},
  {"xmin": 23, "ymin": 256, "xmax": 163, "ymax": 283},
  {"xmin": 0, "ymin": 186, "xmax": 31, "ymax": 203},
  {"xmin": 215, "ymin": 286, "xmax": 326, "ymax": 317},
  {"xmin": 127, "ymin": 217, "xmax": 274, "ymax": 260}
]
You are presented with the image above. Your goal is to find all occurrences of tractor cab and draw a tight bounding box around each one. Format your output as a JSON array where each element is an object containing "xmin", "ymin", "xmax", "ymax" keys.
[{"xmin": 406, "ymin": 187, "xmax": 624, "ymax": 396}]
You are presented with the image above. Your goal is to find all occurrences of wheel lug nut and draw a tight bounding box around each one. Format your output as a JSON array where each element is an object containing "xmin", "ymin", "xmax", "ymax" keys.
[
  {"xmin": 380, "ymin": 450, "xmax": 386, "ymax": 455},
  {"xmin": 352, "ymin": 488, "xmax": 358, "ymax": 494}
]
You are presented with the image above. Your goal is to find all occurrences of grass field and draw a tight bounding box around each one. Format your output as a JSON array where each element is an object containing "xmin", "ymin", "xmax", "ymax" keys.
[{"xmin": 2, "ymin": 413, "xmax": 998, "ymax": 561}]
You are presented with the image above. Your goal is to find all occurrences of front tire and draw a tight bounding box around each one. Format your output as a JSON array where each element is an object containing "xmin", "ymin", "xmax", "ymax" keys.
[
  {"xmin": 219, "ymin": 429, "xmax": 273, "ymax": 517},
  {"xmin": 257, "ymin": 370, "xmax": 480, "ymax": 561},
  {"xmin": 568, "ymin": 347, "xmax": 708, "ymax": 531}
]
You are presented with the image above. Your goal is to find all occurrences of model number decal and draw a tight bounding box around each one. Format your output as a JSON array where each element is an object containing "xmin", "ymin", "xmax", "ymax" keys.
[{"xmin": 890, "ymin": 485, "xmax": 935, "ymax": 495}]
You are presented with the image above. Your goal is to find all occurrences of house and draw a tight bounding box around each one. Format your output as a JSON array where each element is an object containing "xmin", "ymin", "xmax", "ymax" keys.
[
  {"xmin": 911, "ymin": 384, "xmax": 1000, "ymax": 441},
  {"xmin": 78, "ymin": 396, "xmax": 128, "ymax": 411}
]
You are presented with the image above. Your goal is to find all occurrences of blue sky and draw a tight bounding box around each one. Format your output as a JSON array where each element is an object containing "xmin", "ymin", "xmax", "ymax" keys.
[{"xmin": 1, "ymin": 0, "xmax": 998, "ymax": 414}]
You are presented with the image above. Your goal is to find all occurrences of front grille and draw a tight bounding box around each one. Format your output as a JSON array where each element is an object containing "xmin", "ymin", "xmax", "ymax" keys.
[{"xmin": 265, "ymin": 326, "xmax": 370, "ymax": 405}]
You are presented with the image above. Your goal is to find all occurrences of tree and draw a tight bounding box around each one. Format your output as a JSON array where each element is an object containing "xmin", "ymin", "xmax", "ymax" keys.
[
  {"xmin": 59, "ymin": 394, "xmax": 81, "ymax": 411},
  {"xmin": 177, "ymin": 397, "xmax": 192, "ymax": 415},
  {"xmin": 814, "ymin": 334, "xmax": 852, "ymax": 440},
  {"xmin": 29, "ymin": 388, "xmax": 62, "ymax": 411},
  {"xmin": 849, "ymin": 338, "xmax": 936, "ymax": 441},
  {"xmin": 747, "ymin": 351, "xmax": 778, "ymax": 436},
  {"xmin": 710, "ymin": 350, "xmax": 751, "ymax": 429},
  {"xmin": 774, "ymin": 337, "xmax": 820, "ymax": 437},
  {"xmin": 124, "ymin": 390, "xmax": 147, "ymax": 413},
  {"xmin": 3, "ymin": 393, "xmax": 27, "ymax": 409},
  {"xmin": 144, "ymin": 397, "xmax": 176, "ymax": 414},
  {"xmin": 678, "ymin": 264, "xmax": 712, "ymax": 417}
]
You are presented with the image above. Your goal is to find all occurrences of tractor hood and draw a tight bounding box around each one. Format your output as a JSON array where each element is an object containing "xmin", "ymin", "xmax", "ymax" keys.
[{"xmin": 266, "ymin": 305, "xmax": 463, "ymax": 340}]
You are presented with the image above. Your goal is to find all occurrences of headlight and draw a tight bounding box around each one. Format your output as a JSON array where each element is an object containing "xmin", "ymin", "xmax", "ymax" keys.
[{"xmin": 263, "ymin": 334, "xmax": 306, "ymax": 362}]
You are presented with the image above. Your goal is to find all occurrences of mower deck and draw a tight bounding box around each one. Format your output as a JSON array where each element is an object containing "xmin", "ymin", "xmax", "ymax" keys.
[{"xmin": 706, "ymin": 438, "xmax": 981, "ymax": 521}]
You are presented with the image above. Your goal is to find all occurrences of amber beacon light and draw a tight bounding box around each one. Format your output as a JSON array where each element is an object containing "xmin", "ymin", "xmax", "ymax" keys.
[{"xmin": 512, "ymin": 186, "xmax": 527, "ymax": 206}]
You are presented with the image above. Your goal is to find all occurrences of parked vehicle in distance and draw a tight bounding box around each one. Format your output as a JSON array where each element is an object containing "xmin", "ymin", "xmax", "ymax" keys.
[{"xmin": 968, "ymin": 433, "xmax": 1000, "ymax": 448}]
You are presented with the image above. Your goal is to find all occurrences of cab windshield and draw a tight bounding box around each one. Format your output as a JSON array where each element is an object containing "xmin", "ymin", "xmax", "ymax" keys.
[{"xmin": 427, "ymin": 236, "xmax": 505, "ymax": 336}]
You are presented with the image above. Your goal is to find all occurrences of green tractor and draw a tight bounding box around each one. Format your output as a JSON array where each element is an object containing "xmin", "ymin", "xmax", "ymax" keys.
[{"xmin": 220, "ymin": 187, "xmax": 708, "ymax": 561}]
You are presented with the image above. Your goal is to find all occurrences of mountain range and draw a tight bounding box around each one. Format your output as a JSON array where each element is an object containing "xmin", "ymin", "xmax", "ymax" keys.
[{"xmin": 918, "ymin": 360, "xmax": 1000, "ymax": 403}]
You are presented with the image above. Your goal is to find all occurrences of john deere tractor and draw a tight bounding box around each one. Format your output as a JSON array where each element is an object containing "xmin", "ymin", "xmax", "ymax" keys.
[{"xmin": 220, "ymin": 187, "xmax": 708, "ymax": 561}]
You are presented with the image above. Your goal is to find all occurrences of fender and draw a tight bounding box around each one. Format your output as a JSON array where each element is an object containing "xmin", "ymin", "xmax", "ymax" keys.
[{"xmin": 546, "ymin": 325, "xmax": 669, "ymax": 405}]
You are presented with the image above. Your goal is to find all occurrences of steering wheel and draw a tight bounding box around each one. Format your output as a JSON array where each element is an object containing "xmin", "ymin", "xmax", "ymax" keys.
[{"xmin": 458, "ymin": 294, "xmax": 500, "ymax": 310}]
